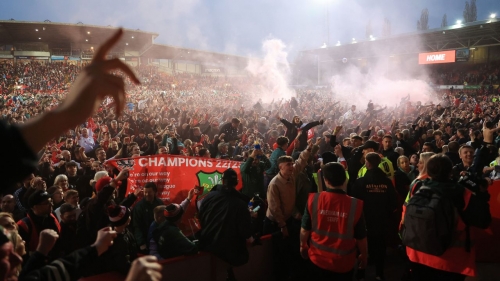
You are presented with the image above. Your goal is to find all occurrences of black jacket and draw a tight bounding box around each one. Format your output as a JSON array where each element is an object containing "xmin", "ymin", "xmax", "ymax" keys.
[
  {"xmin": 86, "ymin": 228, "xmax": 138, "ymax": 276},
  {"xmin": 20, "ymin": 246, "xmax": 99, "ymax": 281},
  {"xmin": 352, "ymin": 167, "xmax": 398, "ymax": 235},
  {"xmin": 219, "ymin": 122, "xmax": 239, "ymax": 142},
  {"xmin": 198, "ymin": 186, "xmax": 253, "ymax": 266},
  {"xmin": 280, "ymin": 118, "xmax": 321, "ymax": 151}
]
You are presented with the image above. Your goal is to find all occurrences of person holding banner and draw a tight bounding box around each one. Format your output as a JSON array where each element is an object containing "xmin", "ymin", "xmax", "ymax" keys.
[{"xmin": 132, "ymin": 182, "xmax": 164, "ymax": 254}]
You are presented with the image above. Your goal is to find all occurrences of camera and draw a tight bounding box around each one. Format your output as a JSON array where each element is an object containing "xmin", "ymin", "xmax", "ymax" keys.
[{"xmin": 457, "ymin": 172, "xmax": 480, "ymax": 192}]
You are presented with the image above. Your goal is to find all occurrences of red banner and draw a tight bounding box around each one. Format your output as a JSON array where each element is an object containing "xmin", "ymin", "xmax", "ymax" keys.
[{"xmin": 107, "ymin": 155, "xmax": 243, "ymax": 234}]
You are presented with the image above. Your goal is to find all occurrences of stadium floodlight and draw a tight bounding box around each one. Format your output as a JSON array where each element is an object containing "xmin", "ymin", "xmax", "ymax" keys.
[
  {"xmin": 87, "ymin": 31, "xmax": 90, "ymax": 34},
  {"xmin": 126, "ymin": 43, "xmax": 129, "ymax": 46},
  {"xmin": 456, "ymin": 20, "xmax": 462, "ymax": 25},
  {"xmin": 35, "ymin": 29, "xmax": 38, "ymax": 32},
  {"xmin": 491, "ymin": 14, "xmax": 497, "ymax": 19},
  {"xmin": 85, "ymin": 39, "xmax": 88, "ymax": 42},
  {"xmin": 131, "ymin": 36, "xmax": 134, "ymax": 39},
  {"xmin": 38, "ymin": 37, "xmax": 41, "ymax": 40}
]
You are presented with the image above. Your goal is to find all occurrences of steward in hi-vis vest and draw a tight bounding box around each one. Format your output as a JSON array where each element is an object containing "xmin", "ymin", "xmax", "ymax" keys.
[{"xmin": 300, "ymin": 163, "xmax": 368, "ymax": 281}]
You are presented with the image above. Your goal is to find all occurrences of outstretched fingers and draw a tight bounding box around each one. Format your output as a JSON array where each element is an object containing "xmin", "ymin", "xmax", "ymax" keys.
[{"xmin": 100, "ymin": 58, "xmax": 141, "ymax": 85}]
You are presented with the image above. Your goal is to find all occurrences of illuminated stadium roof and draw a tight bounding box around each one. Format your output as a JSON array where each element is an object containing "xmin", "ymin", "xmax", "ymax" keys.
[
  {"xmin": 0, "ymin": 20, "xmax": 157, "ymax": 52},
  {"xmin": 303, "ymin": 18, "xmax": 500, "ymax": 61},
  {"xmin": 0, "ymin": 20, "xmax": 248, "ymax": 65}
]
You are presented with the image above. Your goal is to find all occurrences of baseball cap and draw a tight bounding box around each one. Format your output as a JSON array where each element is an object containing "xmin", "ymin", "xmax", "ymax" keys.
[{"xmin": 28, "ymin": 190, "xmax": 51, "ymax": 208}]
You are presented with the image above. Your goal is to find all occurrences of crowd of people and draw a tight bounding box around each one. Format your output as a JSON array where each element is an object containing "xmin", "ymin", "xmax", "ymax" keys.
[
  {"xmin": 430, "ymin": 62, "xmax": 500, "ymax": 86},
  {"xmin": 0, "ymin": 30, "xmax": 497, "ymax": 281}
]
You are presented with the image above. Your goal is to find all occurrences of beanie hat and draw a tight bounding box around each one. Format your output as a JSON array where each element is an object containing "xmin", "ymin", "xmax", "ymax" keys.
[
  {"xmin": 107, "ymin": 205, "xmax": 130, "ymax": 227},
  {"xmin": 163, "ymin": 203, "xmax": 183, "ymax": 222},
  {"xmin": 95, "ymin": 176, "xmax": 112, "ymax": 193}
]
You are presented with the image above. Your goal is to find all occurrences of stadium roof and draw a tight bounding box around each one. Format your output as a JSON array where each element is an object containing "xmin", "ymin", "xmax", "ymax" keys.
[
  {"xmin": 141, "ymin": 43, "xmax": 249, "ymax": 66},
  {"xmin": 0, "ymin": 20, "xmax": 249, "ymax": 66},
  {"xmin": 0, "ymin": 20, "xmax": 158, "ymax": 52},
  {"xmin": 303, "ymin": 18, "xmax": 500, "ymax": 62}
]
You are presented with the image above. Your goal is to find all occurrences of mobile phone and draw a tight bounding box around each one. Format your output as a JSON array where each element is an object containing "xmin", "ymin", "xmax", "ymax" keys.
[
  {"xmin": 194, "ymin": 186, "xmax": 203, "ymax": 194},
  {"xmin": 495, "ymin": 165, "xmax": 500, "ymax": 173}
]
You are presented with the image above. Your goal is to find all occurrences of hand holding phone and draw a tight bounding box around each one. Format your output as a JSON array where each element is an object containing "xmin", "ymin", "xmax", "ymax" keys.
[{"xmin": 194, "ymin": 185, "xmax": 203, "ymax": 194}]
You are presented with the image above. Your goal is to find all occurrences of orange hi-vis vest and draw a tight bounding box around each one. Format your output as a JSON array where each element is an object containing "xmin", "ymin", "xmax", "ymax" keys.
[
  {"xmin": 307, "ymin": 192, "xmax": 364, "ymax": 273},
  {"xmin": 402, "ymin": 184, "xmax": 476, "ymax": 276}
]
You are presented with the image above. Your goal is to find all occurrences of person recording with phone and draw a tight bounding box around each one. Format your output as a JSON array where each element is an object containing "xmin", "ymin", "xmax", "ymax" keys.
[{"xmin": 240, "ymin": 146, "xmax": 271, "ymax": 199}]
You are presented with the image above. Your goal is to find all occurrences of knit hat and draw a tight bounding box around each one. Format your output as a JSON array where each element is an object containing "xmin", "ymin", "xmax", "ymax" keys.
[
  {"xmin": 107, "ymin": 205, "xmax": 131, "ymax": 227},
  {"xmin": 28, "ymin": 190, "xmax": 51, "ymax": 208},
  {"xmin": 163, "ymin": 203, "xmax": 183, "ymax": 222},
  {"xmin": 95, "ymin": 176, "xmax": 112, "ymax": 193}
]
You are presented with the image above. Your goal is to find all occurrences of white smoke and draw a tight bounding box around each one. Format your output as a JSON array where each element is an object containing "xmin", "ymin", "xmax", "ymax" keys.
[
  {"xmin": 246, "ymin": 39, "xmax": 295, "ymax": 103},
  {"xmin": 330, "ymin": 62, "xmax": 434, "ymax": 108}
]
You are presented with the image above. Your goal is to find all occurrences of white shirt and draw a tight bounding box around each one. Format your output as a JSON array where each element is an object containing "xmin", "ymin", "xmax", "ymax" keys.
[
  {"xmin": 54, "ymin": 206, "xmax": 82, "ymax": 222},
  {"xmin": 78, "ymin": 130, "xmax": 95, "ymax": 153},
  {"xmin": 343, "ymin": 109, "xmax": 357, "ymax": 121}
]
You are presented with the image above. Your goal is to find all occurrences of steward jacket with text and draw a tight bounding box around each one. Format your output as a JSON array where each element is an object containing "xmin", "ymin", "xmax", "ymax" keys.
[
  {"xmin": 352, "ymin": 167, "xmax": 398, "ymax": 234},
  {"xmin": 306, "ymin": 191, "xmax": 364, "ymax": 273}
]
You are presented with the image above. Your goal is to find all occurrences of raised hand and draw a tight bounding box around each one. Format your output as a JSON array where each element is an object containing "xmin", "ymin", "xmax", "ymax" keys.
[{"xmin": 55, "ymin": 29, "xmax": 140, "ymax": 127}]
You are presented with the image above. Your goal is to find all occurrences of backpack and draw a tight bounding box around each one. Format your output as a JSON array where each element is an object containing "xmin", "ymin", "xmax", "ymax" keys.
[{"xmin": 401, "ymin": 185, "xmax": 463, "ymax": 256}]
